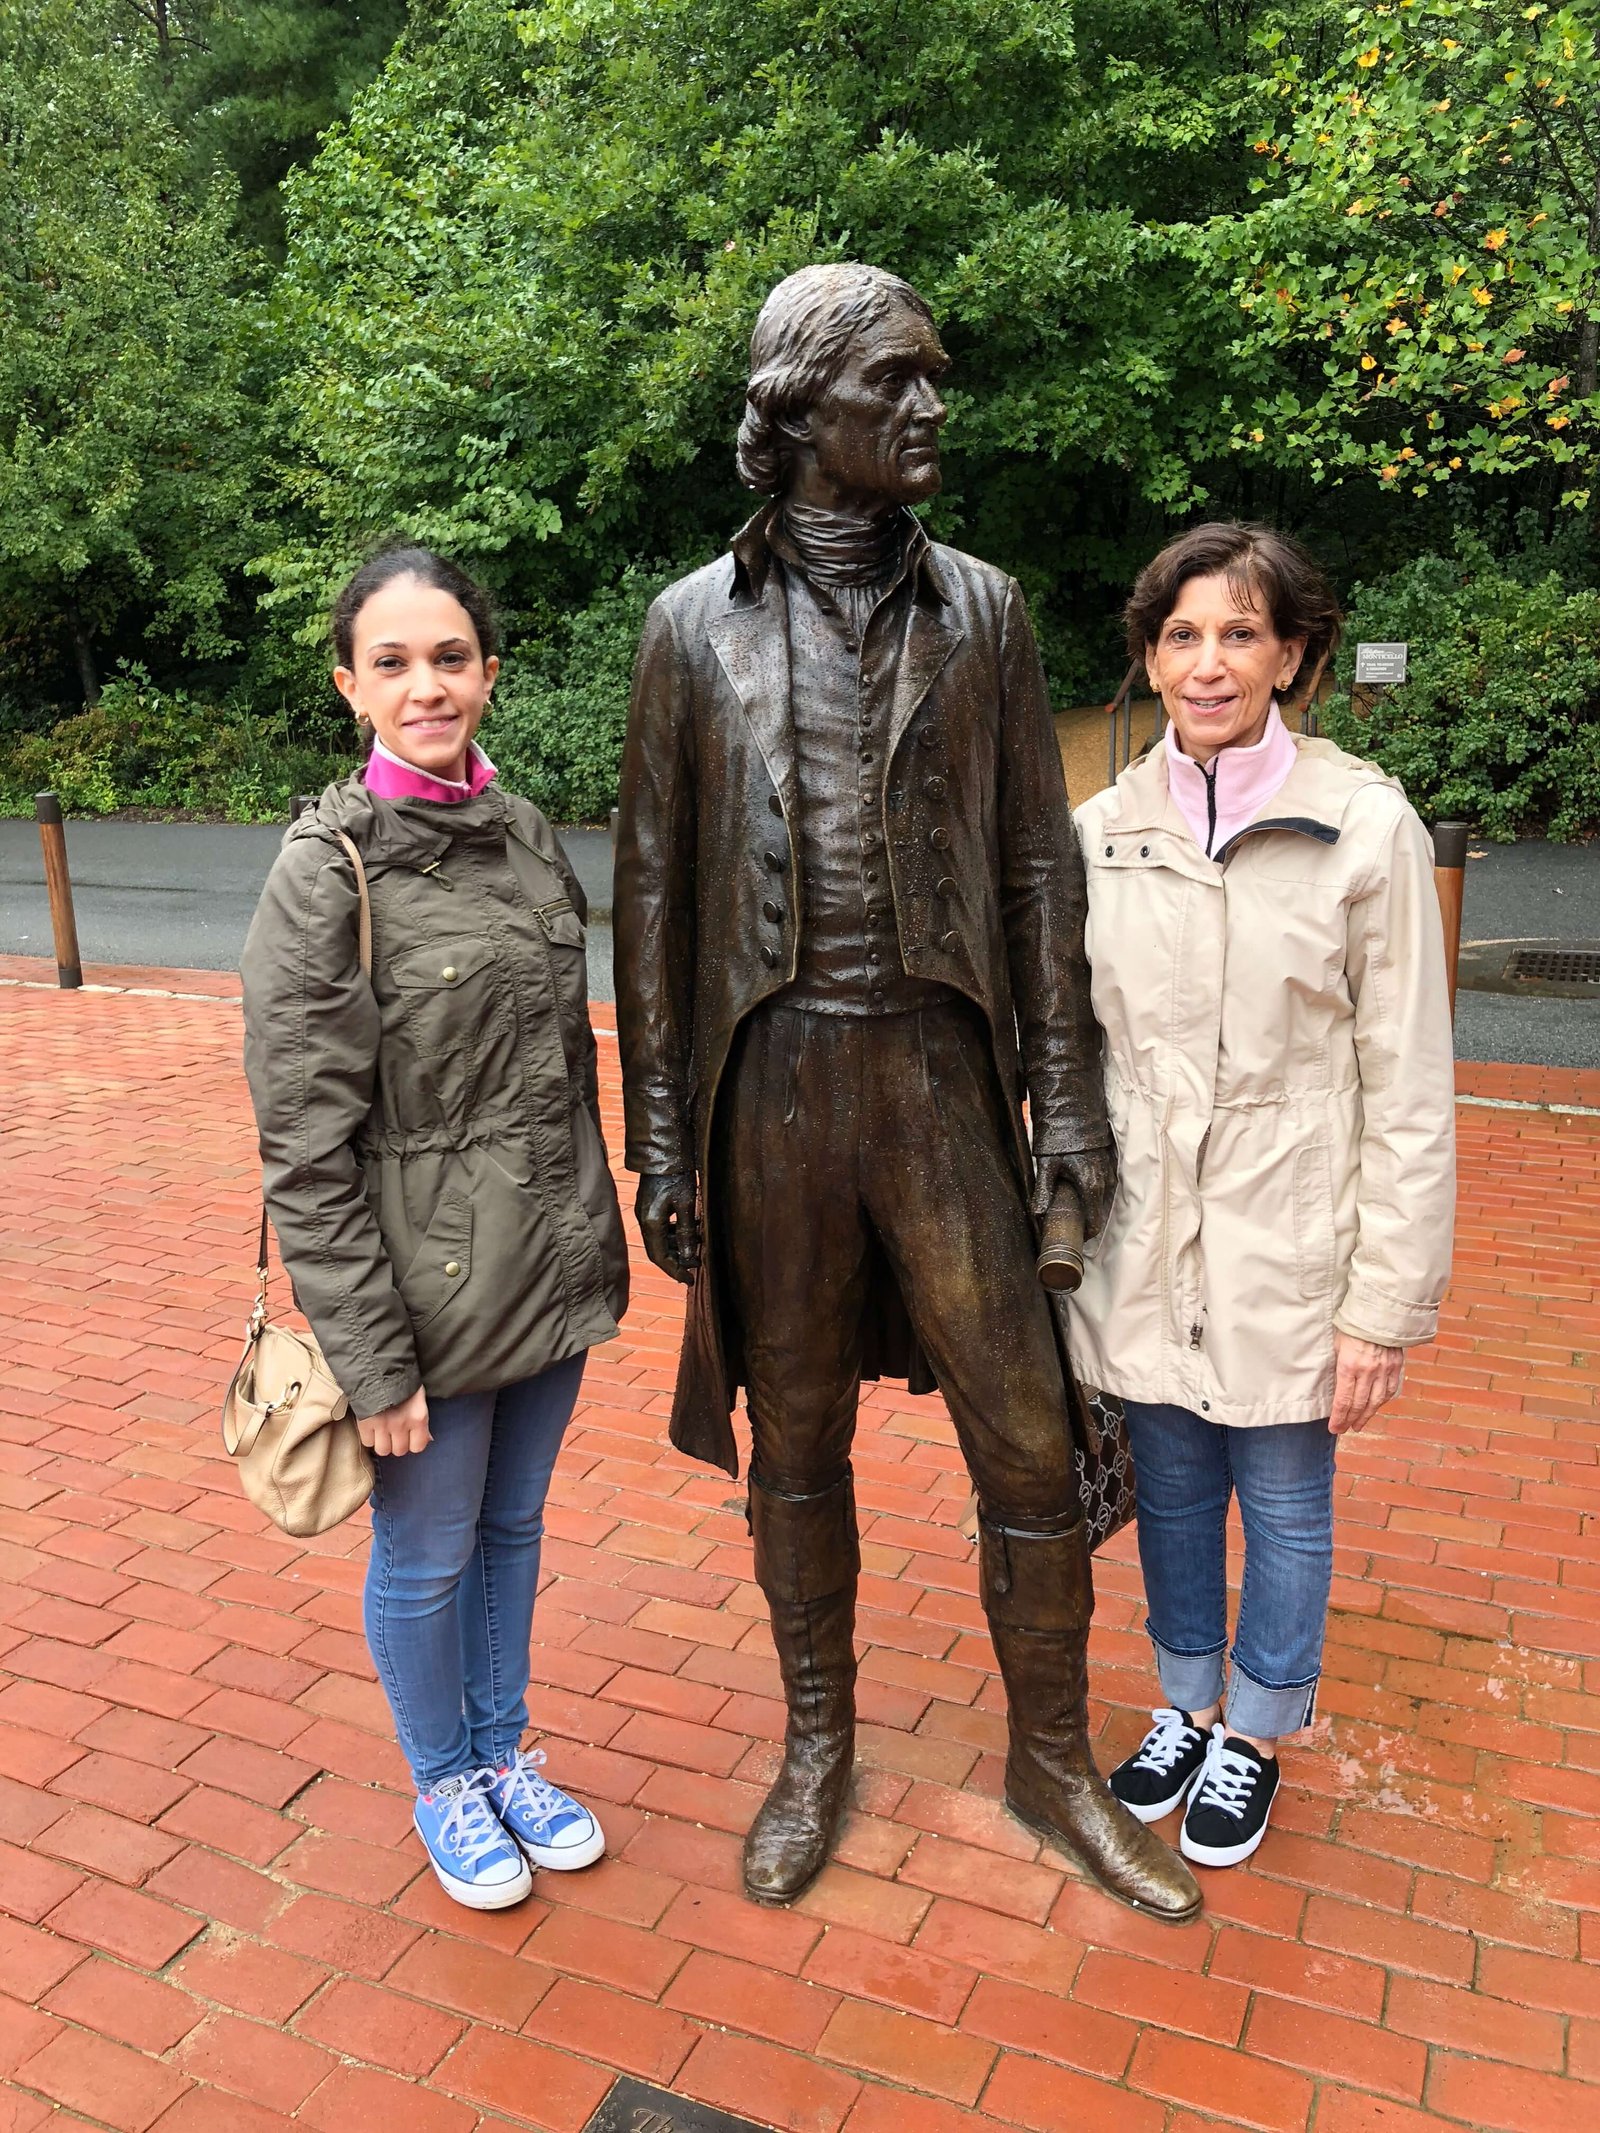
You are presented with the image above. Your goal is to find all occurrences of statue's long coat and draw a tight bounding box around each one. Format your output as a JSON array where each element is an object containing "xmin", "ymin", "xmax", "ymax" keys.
[{"xmin": 614, "ymin": 509, "xmax": 1107, "ymax": 1478}]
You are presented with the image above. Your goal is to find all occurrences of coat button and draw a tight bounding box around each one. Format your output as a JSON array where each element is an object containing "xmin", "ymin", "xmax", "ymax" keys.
[
  {"xmin": 761, "ymin": 945, "xmax": 780, "ymax": 968},
  {"xmin": 768, "ymin": 793, "xmax": 783, "ymax": 816},
  {"xmin": 936, "ymin": 875, "xmax": 956, "ymax": 897},
  {"xmin": 940, "ymin": 931, "xmax": 959, "ymax": 952},
  {"xmin": 867, "ymin": 950, "xmax": 881, "ymax": 966},
  {"xmin": 918, "ymin": 728, "xmax": 940, "ymax": 748},
  {"xmin": 441, "ymin": 966, "xmax": 458, "ymax": 983},
  {"xmin": 925, "ymin": 776, "xmax": 947, "ymax": 799},
  {"xmin": 444, "ymin": 1260, "xmax": 461, "ymax": 1278},
  {"xmin": 762, "ymin": 900, "xmax": 784, "ymax": 924},
  {"xmin": 763, "ymin": 849, "xmax": 784, "ymax": 871},
  {"xmin": 1140, "ymin": 844, "xmax": 1150, "ymax": 857},
  {"xmin": 862, "ymin": 831, "xmax": 880, "ymax": 850},
  {"xmin": 929, "ymin": 826, "xmax": 950, "ymax": 850},
  {"xmin": 1104, "ymin": 845, "xmax": 1114, "ymax": 857},
  {"xmin": 1200, "ymin": 1400, "xmax": 1210, "ymax": 1412}
]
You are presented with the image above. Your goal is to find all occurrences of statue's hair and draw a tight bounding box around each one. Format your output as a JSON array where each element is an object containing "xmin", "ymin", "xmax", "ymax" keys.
[{"xmin": 736, "ymin": 263, "xmax": 936, "ymax": 494}]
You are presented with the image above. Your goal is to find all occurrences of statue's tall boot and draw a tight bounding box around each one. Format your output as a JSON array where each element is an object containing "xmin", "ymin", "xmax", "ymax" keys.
[
  {"xmin": 742, "ymin": 1474, "xmax": 859, "ymax": 1906},
  {"xmin": 980, "ymin": 1514, "xmax": 1203, "ymax": 1923}
]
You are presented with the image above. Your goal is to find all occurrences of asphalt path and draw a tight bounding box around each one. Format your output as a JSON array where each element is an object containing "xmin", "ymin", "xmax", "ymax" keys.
[{"xmin": 2, "ymin": 818, "xmax": 1593, "ymax": 1063}]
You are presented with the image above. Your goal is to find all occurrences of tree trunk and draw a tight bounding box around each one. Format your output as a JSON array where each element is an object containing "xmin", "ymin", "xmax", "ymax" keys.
[
  {"xmin": 68, "ymin": 605, "xmax": 100, "ymax": 707},
  {"xmin": 1579, "ymin": 155, "xmax": 1600, "ymax": 401}
]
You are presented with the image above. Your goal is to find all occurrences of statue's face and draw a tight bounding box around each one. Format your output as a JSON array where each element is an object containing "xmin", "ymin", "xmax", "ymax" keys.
[{"xmin": 794, "ymin": 302, "xmax": 949, "ymax": 506}]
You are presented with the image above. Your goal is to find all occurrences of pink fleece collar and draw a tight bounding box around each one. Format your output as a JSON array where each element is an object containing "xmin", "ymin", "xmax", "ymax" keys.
[
  {"xmin": 363, "ymin": 736, "xmax": 498, "ymax": 805},
  {"xmin": 1164, "ymin": 704, "xmax": 1298, "ymax": 859}
]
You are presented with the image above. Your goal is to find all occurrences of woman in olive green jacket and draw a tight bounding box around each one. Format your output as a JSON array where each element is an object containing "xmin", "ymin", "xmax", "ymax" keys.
[{"xmin": 241, "ymin": 548, "xmax": 628, "ymax": 1913}]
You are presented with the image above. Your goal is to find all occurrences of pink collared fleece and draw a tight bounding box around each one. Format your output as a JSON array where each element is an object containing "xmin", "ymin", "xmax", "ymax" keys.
[
  {"xmin": 1164, "ymin": 703, "xmax": 1298, "ymax": 860},
  {"xmin": 363, "ymin": 736, "xmax": 498, "ymax": 805}
]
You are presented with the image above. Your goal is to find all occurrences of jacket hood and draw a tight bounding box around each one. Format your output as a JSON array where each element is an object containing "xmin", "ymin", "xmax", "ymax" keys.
[{"xmin": 289, "ymin": 769, "xmax": 528, "ymax": 876}]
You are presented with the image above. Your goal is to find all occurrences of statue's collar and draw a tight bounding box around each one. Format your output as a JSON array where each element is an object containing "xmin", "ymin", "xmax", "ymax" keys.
[{"xmin": 729, "ymin": 503, "xmax": 948, "ymax": 607}]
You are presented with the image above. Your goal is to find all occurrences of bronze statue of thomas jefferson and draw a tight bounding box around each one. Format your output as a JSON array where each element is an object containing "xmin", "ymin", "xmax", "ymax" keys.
[{"xmin": 615, "ymin": 263, "xmax": 1200, "ymax": 1922}]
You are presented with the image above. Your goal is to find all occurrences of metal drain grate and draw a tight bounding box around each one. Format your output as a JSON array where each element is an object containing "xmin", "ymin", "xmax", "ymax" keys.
[{"xmin": 1506, "ymin": 948, "xmax": 1600, "ymax": 985}]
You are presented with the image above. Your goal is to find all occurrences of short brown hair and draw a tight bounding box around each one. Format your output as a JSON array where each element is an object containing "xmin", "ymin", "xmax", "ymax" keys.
[{"xmin": 1125, "ymin": 522, "xmax": 1342, "ymax": 699}]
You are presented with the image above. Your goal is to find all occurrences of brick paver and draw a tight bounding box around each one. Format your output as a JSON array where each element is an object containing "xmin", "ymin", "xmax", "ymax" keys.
[{"xmin": 1, "ymin": 970, "xmax": 1597, "ymax": 2133}]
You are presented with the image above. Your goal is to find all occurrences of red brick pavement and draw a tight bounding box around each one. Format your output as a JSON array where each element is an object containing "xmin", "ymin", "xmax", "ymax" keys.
[{"xmin": 1, "ymin": 967, "xmax": 1598, "ymax": 2133}]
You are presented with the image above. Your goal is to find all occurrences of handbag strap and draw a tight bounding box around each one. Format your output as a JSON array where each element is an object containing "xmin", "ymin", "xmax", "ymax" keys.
[{"xmin": 252, "ymin": 825, "xmax": 375, "ymax": 1311}]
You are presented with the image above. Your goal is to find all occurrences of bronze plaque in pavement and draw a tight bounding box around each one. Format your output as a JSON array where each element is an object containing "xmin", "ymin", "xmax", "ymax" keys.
[{"xmin": 582, "ymin": 2077, "xmax": 769, "ymax": 2133}]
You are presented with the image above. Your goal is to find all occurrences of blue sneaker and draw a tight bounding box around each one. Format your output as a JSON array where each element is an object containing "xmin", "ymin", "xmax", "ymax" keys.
[
  {"xmin": 487, "ymin": 1748, "xmax": 605, "ymax": 1871},
  {"xmin": 413, "ymin": 1769, "xmax": 533, "ymax": 1909}
]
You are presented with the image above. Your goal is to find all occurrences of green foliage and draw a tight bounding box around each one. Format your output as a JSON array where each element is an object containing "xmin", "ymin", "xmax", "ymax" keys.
[
  {"xmin": 0, "ymin": 0, "xmax": 263, "ymax": 698},
  {"xmin": 1221, "ymin": 0, "xmax": 1600, "ymax": 502},
  {"xmin": 481, "ymin": 569, "xmax": 673, "ymax": 822},
  {"xmin": 258, "ymin": 0, "xmax": 1355, "ymax": 685},
  {"xmin": 0, "ymin": 665, "xmax": 349, "ymax": 820},
  {"xmin": 1323, "ymin": 539, "xmax": 1600, "ymax": 838},
  {"xmin": 172, "ymin": 1, "xmax": 412, "ymax": 254}
]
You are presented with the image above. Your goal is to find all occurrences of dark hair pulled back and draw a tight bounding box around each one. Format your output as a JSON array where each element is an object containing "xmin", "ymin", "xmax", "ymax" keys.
[{"xmin": 331, "ymin": 546, "xmax": 499, "ymax": 668}]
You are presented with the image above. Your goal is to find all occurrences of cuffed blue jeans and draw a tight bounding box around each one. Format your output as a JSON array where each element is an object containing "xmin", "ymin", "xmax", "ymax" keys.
[
  {"xmin": 363, "ymin": 1354, "xmax": 585, "ymax": 1792},
  {"xmin": 1122, "ymin": 1400, "xmax": 1336, "ymax": 1741}
]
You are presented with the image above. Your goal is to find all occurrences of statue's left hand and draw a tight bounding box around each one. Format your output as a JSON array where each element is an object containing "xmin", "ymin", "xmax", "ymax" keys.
[{"xmin": 1032, "ymin": 1146, "xmax": 1118, "ymax": 1240}]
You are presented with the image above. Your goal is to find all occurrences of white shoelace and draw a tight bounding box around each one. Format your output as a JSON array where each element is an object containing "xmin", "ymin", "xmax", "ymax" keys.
[
  {"xmin": 429, "ymin": 1769, "xmax": 509, "ymax": 1866},
  {"xmin": 498, "ymin": 1747, "xmax": 570, "ymax": 1834},
  {"xmin": 1131, "ymin": 1708, "xmax": 1202, "ymax": 1774},
  {"xmin": 1189, "ymin": 1725, "xmax": 1262, "ymax": 1821}
]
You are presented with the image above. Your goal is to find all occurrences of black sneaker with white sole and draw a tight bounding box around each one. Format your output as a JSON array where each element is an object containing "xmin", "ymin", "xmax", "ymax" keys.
[
  {"xmin": 1108, "ymin": 1708, "xmax": 1210, "ymax": 1823},
  {"xmin": 1180, "ymin": 1725, "xmax": 1280, "ymax": 1866}
]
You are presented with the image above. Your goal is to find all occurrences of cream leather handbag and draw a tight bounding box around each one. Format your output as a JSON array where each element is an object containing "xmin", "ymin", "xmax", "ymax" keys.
[{"xmin": 222, "ymin": 830, "xmax": 376, "ymax": 1537}]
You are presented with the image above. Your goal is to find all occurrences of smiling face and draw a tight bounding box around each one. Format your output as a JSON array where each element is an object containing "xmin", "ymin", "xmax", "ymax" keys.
[
  {"xmin": 786, "ymin": 302, "xmax": 950, "ymax": 510},
  {"xmin": 333, "ymin": 574, "xmax": 498, "ymax": 784},
  {"xmin": 1145, "ymin": 571, "xmax": 1306, "ymax": 764}
]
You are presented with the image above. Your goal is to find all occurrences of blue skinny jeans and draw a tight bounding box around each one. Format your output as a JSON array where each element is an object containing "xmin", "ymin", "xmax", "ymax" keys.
[
  {"xmin": 363, "ymin": 1354, "xmax": 585, "ymax": 1793},
  {"xmin": 1121, "ymin": 1400, "xmax": 1336, "ymax": 1741}
]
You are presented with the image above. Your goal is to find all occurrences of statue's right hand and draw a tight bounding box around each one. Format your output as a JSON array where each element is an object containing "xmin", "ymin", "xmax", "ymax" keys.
[{"xmin": 636, "ymin": 1172, "xmax": 702, "ymax": 1285}]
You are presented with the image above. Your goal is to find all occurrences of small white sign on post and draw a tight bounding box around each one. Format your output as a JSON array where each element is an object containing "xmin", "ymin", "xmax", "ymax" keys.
[{"xmin": 1355, "ymin": 642, "xmax": 1408, "ymax": 686}]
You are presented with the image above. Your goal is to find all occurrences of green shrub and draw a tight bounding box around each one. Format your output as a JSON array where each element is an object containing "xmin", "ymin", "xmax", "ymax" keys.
[
  {"xmin": 0, "ymin": 665, "xmax": 348, "ymax": 821},
  {"xmin": 484, "ymin": 569, "xmax": 673, "ymax": 823},
  {"xmin": 1323, "ymin": 543, "xmax": 1600, "ymax": 842}
]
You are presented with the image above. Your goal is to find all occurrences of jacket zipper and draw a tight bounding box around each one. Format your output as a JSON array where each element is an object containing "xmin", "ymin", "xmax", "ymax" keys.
[{"xmin": 1203, "ymin": 762, "xmax": 1219, "ymax": 859}]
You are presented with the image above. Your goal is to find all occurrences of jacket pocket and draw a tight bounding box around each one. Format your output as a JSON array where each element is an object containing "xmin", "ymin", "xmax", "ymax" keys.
[
  {"xmin": 1292, "ymin": 1143, "xmax": 1337, "ymax": 1300},
  {"xmin": 536, "ymin": 900, "xmax": 585, "ymax": 950},
  {"xmin": 397, "ymin": 1189, "xmax": 473, "ymax": 1328}
]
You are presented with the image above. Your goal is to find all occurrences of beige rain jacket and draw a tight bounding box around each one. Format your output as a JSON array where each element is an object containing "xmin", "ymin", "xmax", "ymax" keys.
[{"xmin": 1065, "ymin": 734, "xmax": 1456, "ymax": 1427}]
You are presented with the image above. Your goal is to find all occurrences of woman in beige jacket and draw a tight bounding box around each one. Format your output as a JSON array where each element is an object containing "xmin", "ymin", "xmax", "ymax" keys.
[{"xmin": 1068, "ymin": 523, "xmax": 1455, "ymax": 1870}]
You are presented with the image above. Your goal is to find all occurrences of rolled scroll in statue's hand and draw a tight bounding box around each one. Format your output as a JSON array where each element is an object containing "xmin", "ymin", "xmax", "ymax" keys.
[{"xmin": 1036, "ymin": 1187, "xmax": 1086, "ymax": 1294}]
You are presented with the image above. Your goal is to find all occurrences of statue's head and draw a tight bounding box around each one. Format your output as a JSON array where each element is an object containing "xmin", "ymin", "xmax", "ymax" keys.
[{"xmin": 737, "ymin": 263, "xmax": 948, "ymax": 508}]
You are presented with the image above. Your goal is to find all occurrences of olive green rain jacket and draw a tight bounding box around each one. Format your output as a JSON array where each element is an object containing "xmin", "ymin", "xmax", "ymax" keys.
[{"xmin": 240, "ymin": 774, "xmax": 628, "ymax": 1419}]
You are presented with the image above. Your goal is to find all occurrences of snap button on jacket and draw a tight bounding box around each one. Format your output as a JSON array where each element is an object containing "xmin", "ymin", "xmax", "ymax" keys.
[
  {"xmin": 241, "ymin": 775, "xmax": 628, "ymax": 1418},
  {"xmin": 1065, "ymin": 736, "xmax": 1456, "ymax": 1428}
]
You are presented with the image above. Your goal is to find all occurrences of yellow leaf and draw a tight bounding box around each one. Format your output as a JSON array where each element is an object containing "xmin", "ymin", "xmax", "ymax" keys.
[
  {"xmin": 1466, "ymin": 340, "xmax": 1485, "ymax": 352},
  {"xmin": 1360, "ymin": 354, "xmax": 1377, "ymax": 370},
  {"xmin": 1503, "ymin": 349, "xmax": 1525, "ymax": 364},
  {"xmin": 1484, "ymin": 229, "xmax": 1509, "ymax": 251},
  {"xmin": 1250, "ymin": 429, "xmax": 1266, "ymax": 443},
  {"xmin": 1472, "ymin": 287, "xmax": 1493, "ymax": 306},
  {"xmin": 1448, "ymin": 263, "xmax": 1466, "ymax": 283},
  {"xmin": 1380, "ymin": 466, "xmax": 1399, "ymax": 481},
  {"xmin": 1399, "ymin": 446, "xmax": 1416, "ymax": 460},
  {"xmin": 1442, "ymin": 37, "xmax": 1460, "ymax": 50},
  {"xmin": 1556, "ymin": 300, "xmax": 1574, "ymax": 313},
  {"xmin": 1449, "ymin": 457, "xmax": 1462, "ymax": 469},
  {"xmin": 1549, "ymin": 375, "xmax": 1569, "ymax": 394},
  {"xmin": 1548, "ymin": 413, "xmax": 1572, "ymax": 429},
  {"xmin": 1357, "ymin": 46, "xmax": 1381, "ymax": 68}
]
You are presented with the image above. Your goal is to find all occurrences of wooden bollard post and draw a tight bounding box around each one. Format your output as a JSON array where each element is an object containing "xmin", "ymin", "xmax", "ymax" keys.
[
  {"xmin": 34, "ymin": 792, "xmax": 83, "ymax": 991},
  {"xmin": 1433, "ymin": 820, "xmax": 1469, "ymax": 1022}
]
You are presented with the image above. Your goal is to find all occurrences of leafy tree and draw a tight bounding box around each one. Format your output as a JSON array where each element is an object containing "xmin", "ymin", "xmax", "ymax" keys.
[
  {"xmin": 260, "ymin": 0, "xmax": 1350, "ymax": 700},
  {"xmin": 1218, "ymin": 0, "xmax": 1600, "ymax": 506},
  {"xmin": 0, "ymin": 0, "xmax": 262, "ymax": 701},
  {"xmin": 174, "ymin": 1, "xmax": 412, "ymax": 253}
]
